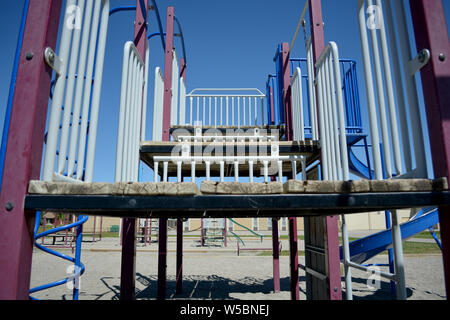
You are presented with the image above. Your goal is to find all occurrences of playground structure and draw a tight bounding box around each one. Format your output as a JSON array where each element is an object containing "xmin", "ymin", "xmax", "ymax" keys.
[{"xmin": 0, "ymin": 0, "xmax": 449, "ymax": 301}]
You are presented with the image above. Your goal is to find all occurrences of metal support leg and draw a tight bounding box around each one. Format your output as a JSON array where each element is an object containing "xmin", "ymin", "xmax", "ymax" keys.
[
  {"xmin": 409, "ymin": 0, "xmax": 450, "ymax": 298},
  {"xmin": 289, "ymin": 217, "xmax": 299, "ymax": 300},
  {"xmin": 272, "ymin": 218, "xmax": 281, "ymax": 293},
  {"xmin": 176, "ymin": 218, "xmax": 183, "ymax": 294},
  {"xmin": 157, "ymin": 218, "xmax": 168, "ymax": 300},
  {"xmin": 0, "ymin": 0, "xmax": 61, "ymax": 299},
  {"xmin": 391, "ymin": 210, "xmax": 407, "ymax": 299},
  {"xmin": 120, "ymin": 218, "xmax": 136, "ymax": 300}
]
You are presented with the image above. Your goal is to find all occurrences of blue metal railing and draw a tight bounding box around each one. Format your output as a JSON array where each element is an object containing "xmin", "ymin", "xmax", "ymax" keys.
[{"xmin": 266, "ymin": 50, "xmax": 363, "ymax": 138}]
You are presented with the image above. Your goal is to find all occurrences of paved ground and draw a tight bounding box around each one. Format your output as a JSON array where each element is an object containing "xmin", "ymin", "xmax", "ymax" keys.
[{"xmin": 29, "ymin": 232, "xmax": 446, "ymax": 300}]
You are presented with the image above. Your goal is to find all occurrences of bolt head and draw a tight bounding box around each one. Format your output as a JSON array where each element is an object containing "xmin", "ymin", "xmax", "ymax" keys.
[
  {"xmin": 5, "ymin": 202, "xmax": 14, "ymax": 211},
  {"xmin": 26, "ymin": 52, "xmax": 34, "ymax": 60},
  {"xmin": 439, "ymin": 53, "xmax": 446, "ymax": 62}
]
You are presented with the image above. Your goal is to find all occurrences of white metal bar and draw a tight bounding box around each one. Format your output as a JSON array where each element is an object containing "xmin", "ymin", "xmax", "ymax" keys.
[
  {"xmin": 375, "ymin": 0, "xmax": 403, "ymax": 176},
  {"xmin": 141, "ymin": 39, "xmax": 149, "ymax": 141},
  {"xmin": 384, "ymin": 0, "xmax": 412, "ymax": 173},
  {"xmin": 177, "ymin": 161, "xmax": 182, "ymax": 182},
  {"xmin": 179, "ymin": 77, "xmax": 186, "ymax": 126},
  {"xmin": 67, "ymin": 0, "xmax": 95, "ymax": 178},
  {"xmin": 85, "ymin": 0, "xmax": 109, "ymax": 182},
  {"xmin": 43, "ymin": 0, "xmax": 78, "ymax": 181},
  {"xmin": 163, "ymin": 161, "xmax": 168, "ymax": 182},
  {"xmin": 357, "ymin": 0, "xmax": 383, "ymax": 180},
  {"xmin": 393, "ymin": 0, "xmax": 427, "ymax": 178},
  {"xmin": 76, "ymin": 0, "xmax": 102, "ymax": 181},
  {"xmin": 154, "ymin": 161, "xmax": 159, "ymax": 182},
  {"xmin": 316, "ymin": 63, "xmax": 328, "ymax": 180},
  {"xmin": 58, "ymin": 0, "xmax": 86, "ymax": 175},
  {"xmin": 367, "ymin": 0, "xmax": 392, "ymax": 179}
]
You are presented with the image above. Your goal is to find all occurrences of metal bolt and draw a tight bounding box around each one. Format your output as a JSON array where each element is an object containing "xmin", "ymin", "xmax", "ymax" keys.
[
  {"xmin": 439, "ymin": 53, "xmax": 446, "ymax": 62},
  {"xmin": 48, "ymin": 52, "xmax": 55, "ymax": 63},
  {"xmin": 5, "ymin": 202, "xmax": 14, "ymax": 211},
  {"xmin": 26, "ymin": 52, "xmax": 34, "ymax": 60},
  {"xmin": 418, "ymin": 50, "xmax": 427, "ymax": 63},
  {"xmin": 334, "ymin": 287, "xmax": 338, "ymax": 292}
]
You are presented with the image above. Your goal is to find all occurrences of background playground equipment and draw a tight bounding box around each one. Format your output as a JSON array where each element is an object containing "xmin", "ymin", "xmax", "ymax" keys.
[{"xmin": 0, "ymin": 0, "xmax": 449, "ymax": 301}]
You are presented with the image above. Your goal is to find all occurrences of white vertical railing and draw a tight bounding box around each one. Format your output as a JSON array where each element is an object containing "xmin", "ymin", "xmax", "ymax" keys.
[
  {"xmin": 179, "ymin": 77, "xmax": 186, "ymax": 126},
  {"xmin": 315, "ymin": 42, "xmax": 349, "ymax": 182},
  {"xmin": 152, "ymin": 67, "xmax": 164, "ymax": 141},
  {"xmin": 115, "ymin": 41, "xmax": 147, "ymax": 183},
  {"xmin": 43, "ymin": 0, "xmax": 110, "ymax": 183},
  {"xmin": 185, "ymin": 89, "xmax": 266, "ymax": 127},
  {"xmin": 171, "ymin": 50, "xmax": 180, "ymax": 126},
  {"xmin": 290, "ymin": 67, "xmax": 305, "ymax": 141}
]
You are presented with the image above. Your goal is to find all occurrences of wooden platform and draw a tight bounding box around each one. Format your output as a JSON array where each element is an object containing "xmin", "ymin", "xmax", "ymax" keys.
[
  {"xmin": 140, "ymin": 140, "xmax": 320, "ymax": 177},
  {"xmin": 25, "ymin": 178, "xmax": 450, "ymax": 219}
]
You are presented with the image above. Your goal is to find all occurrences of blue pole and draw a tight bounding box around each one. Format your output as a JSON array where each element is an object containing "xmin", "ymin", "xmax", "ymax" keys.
[{"xmin": 0, "ymin": 0, "xmax": 30, "ymax": 195}]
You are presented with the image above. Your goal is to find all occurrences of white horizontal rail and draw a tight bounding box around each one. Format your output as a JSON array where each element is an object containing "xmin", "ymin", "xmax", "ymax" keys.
[
  {"xmin": 43, "ymin": 0, "xmax": 110, "ymax": 183},
  {"xmin": 115, "ymin": 41, "xmax": 146, "ymax": 183},
  {"xmin": 185, "ymin": 89, "xmax": 266, "ymax": 128},
  {"xmin": 153, "ymin": 155, "xmax": 306, "ymax": 183}
]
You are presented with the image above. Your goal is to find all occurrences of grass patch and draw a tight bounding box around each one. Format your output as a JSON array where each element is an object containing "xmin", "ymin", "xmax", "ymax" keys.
[
  {"xmin": 411, "ymin": 231, "xmax": 440, "ymax": 240},
  {"xmin": 402, "ymin": 241, "xmax": 441, "ymax": 254}
]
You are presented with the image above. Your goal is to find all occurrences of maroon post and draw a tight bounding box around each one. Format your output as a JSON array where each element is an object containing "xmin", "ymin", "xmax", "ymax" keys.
[
  {"xmin": 176, "ymin": 219, "xmax": 183, "ymax": 294},
  {"xmin": 120, "ymin": 0, "xmax": 148, "ymax": 300},
  {"xmin": 272, "ymin": 218, "xmax": 281, "ymax": 293},
  {"xmin": 280, "ymin": 42, "xmax": 299, "ymax": 300},
  {"xmin": 157, "ymin": 6, "xmax": 175, "ymax": 301},
  {"xmin": 0, "ymin": 0, "xmax": 62, "ymax": 300},
  {"xmin": 409, "ymin": 0, "xmax": 450, "ymax": 297},
  {"xmin": 309, "ymin": 0, "xmax": 342, "ymax": 300}
]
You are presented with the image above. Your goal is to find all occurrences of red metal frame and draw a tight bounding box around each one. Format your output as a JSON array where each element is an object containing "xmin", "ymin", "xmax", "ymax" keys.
[
  {"xmin": 409, "ymin": 0, "xmax": 450, "ymax": 297},
  {"xmin": 308, "ymin": 0, "xmax": 342, "ymax": 300},
  {"xmin": 271, "ymin": 218, "xmax": 281, "ymax": 293},
  {"xmin": 157, "ymin": 6, "xmax": 175, "ymax": 300},
  {"xmin": 0, "ymin": 0, "xmax": 62, "ymax": 300},
  {"xmin": 280, "ymin": 42, "xmax": 300, "ymax": 300},
  {"xmin": 120, "ymin": 0, "xmax": 149, "ymax": 300}
]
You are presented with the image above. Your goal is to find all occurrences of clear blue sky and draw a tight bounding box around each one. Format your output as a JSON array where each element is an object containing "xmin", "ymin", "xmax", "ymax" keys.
[{"xmin": 0, "ymin": 1, "xmax": 449, "ymax": 182}]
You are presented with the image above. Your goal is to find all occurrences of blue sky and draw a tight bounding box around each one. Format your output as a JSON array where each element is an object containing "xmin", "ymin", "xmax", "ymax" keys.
[{"xmin": 0, "ymin": 0, "xmax": 449, "ymax": 183}]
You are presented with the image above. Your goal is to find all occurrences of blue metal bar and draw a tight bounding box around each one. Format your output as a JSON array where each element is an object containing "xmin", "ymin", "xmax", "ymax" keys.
[
  {"xmin": 150, "ymin": 0, "xmax": 165, "ymax": 50},
  {"xmin": 0, "ymin": 0, "xmax": 30, "ymax": 195},
  {"xmin": 174, "ymin": 16, "xmax": 187, "ymax": 65},
  {"xmin": 139, "ymin": 0, "xmax": 147, "ymax": 22},
  {"xmin": 148, "ymin": 32, "xmax": 166, "ymax": 40},
  {"xmin": 109, "ymin": 6, "xmax": 136, "ymax": 16}
]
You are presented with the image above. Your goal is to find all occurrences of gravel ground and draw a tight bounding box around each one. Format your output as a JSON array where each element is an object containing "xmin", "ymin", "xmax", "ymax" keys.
[{"xmin": 29, "ymin": 237, "xmax": 446, "ymax": 300}]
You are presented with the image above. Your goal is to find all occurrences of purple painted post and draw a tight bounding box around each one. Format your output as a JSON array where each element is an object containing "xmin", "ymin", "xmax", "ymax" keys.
[
  {"xmin": 0, "ymin": 0, "xmax": 62, "ymax": 300},
  {"xmin": 272, "ymin": 218, "xmax": 281, "ymax": 293},
  {"xmin": 280, "ymin": 42, "xmax": 299, "ymax": 300},
  {"xmin": 176, "ymin": 218, "xmax": 183, "ymax": 294},
  {"xmin": 120, "ymin": 0, "xmax": 148, "ymax": 300},
  {"xmin": 157, "ymin": 6, "xmax": 175, "ymax": 301},
  {"xmin": 309, "ymin": 0, "xmax": 342, "ymax": 300},
  {"xmin": 409, "ymin": 0, "xmax": 450, "ymax": 297}
]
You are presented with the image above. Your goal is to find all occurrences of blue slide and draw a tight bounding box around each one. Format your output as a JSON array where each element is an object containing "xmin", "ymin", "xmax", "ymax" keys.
[
  {"xmin": 340, "ymin": 208, "xmax": 440, "ymax": 264},
  {"xmin": 343, "ymin": 149, "xmax": 442, "ymax": 264}
]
